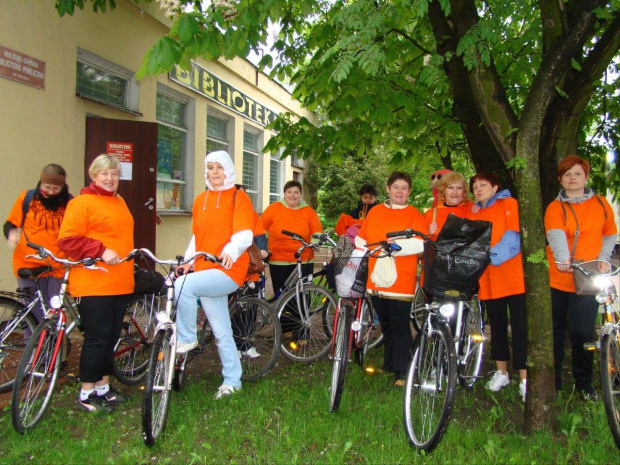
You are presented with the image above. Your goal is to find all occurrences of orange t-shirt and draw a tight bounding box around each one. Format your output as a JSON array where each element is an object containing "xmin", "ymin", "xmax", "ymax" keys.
[
  {"xmin": 58, "ymin": 193, "xmax": 134, "ymax": 297},
  {"xmin": 468, "ymin": 197, "xmax": 525, "ymax": 300},
  {"xmin": 544, "ymin": 196, "xmax": 617, "ymax": 292},
  {"xmin": 192, "ymin": 187, "xmax": 254, "ymax": 286},
  {"xmin": 6, "ymin": 190, "xmax": 70, "ymax": 278},
  {"xmin": 423, "ymin": 202, "xmax": 471, "ymax": 241},
  {"xmin": 358, "ymin": 204, "xmax": 427, "ymax": 297},
  {"xmin": 334, "ymin": 213, "xmax": 362, "ymax": 236},
  {"xmin": 261, "ymin": 201, "xmax": 322, "ymax": 263}
]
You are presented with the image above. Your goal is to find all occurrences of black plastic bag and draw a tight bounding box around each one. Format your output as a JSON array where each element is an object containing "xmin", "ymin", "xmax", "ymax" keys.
[
  {"xmin": 134, "ymin": 268, "xmax": 165, "ymax": 295},
  {"xmin": 423, "ymin": 214, "xmax": 492, "ymax": 300}
]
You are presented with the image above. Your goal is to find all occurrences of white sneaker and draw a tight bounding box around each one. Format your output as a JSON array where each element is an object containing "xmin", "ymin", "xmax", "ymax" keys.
[
  {"xmin": 519, "ymin": 379, "xmax": 527, "ymax": 402},
  {"xmin": 215, "ymin": 384, "xmax": 240, "ymax": 400},
  {"xmin": 176, "ymin": 340, "xmax": 198, "ymax": 354},
  {"xmin": 486, "ymin": 371, "xmax": 510, "ymax": 391},
  {"xmin": 241, "ymin": 347, "xmax": 261, "ymax": 358}
]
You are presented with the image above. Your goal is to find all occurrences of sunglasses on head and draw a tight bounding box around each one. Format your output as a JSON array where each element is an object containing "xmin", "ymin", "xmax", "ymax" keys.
[{"xmin": 431, "ymin": 174, "xmax": 443, "ymax": 180}]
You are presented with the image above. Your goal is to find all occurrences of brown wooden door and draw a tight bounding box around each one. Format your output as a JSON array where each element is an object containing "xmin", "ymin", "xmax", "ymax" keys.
[{"xmin": 85, "ymin": 116, "xmax": 158, "ymax": 253}]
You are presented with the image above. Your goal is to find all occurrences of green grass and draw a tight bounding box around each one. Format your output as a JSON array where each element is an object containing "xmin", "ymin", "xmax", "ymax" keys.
[{"xmin": 0, "ymin": 349, "xmax": 619, "ymax": 464}]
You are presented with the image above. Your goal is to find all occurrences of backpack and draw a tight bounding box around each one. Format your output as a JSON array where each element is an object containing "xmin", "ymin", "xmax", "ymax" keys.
[{"xmin": 20, "ymin": 189, "xmax": 36, "ymax": 228}]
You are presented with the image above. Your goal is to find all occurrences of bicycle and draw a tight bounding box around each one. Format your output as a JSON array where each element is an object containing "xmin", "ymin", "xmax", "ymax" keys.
[
  {"xmin": 328, "ymin": 238, "xmax": 400, "ymax": 412},
  {"xmin": 400, "ymin": 226, "xmax": 489, "ymax": 453},
  {"xmin": 10, "ymin": 242, "xmax": 133, "ymax": 434},
  {"xmin": 267, "ymin": 231, "xmax": 339, "ymax": 362},
  {"xmin": 138, "ymin": 248, "xmax": 280, "ymax": 446},
  {"xmin": 571, "ymin": 260, "xmax": 620, "ymax": 449}
]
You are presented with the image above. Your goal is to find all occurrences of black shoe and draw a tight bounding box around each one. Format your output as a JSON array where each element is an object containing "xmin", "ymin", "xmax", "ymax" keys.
[
  {"xmin": 96, "ymin": 386, "xmax": 128, "ymax": 405},
  {"xmin": 78, "ymin": 393, "xmax": 114, "ymax": 413}
]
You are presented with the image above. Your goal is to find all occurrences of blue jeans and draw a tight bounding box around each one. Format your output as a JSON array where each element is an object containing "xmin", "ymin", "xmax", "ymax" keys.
[{"xmin": 174, "ymin": 269, "xmax": 241, "ymax": 388}]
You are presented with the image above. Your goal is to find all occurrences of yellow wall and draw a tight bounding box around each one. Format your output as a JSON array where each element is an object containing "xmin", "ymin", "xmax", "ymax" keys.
[{"xmin": 0, "ymin": 0, "xmax": 315, "ymax": 290}]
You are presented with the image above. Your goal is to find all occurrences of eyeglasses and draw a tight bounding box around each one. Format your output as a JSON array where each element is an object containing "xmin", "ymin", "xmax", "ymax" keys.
[{"xmin": 431, "ymin": 174, "xmax": 443, "ymax": 180}]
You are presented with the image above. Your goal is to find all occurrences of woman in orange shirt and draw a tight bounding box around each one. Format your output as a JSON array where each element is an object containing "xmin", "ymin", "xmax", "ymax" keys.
[
  {"xmin": 4, "ymin": 164, "xmax": 72, "ymax": 322},
  {"xmin": 355, "ymin": 171, "xmax": 425, "ymax": 385},
  {"xmin": 174, "ymin": 151, "xmax": 255, "ymax": 400},
  {"xmin": 469, "ymin": 172, "xmax": 527, "ymax": 402},
  {"xmin": 58, "ymin": 154, "xmax": 134, "ymax": 412},
  {"xmin": 424, "ymin": 171, "xmax": 471, "ymax": 240},
  {"xmin": 544, "ymin": 155, "xmax": 617, "ymax": 399}
]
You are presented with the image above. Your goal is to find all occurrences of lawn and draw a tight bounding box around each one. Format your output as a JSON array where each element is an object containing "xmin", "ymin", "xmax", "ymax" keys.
[{"xmin": 0, "ymin": 347, "xmax": 618, "ymax": 464}]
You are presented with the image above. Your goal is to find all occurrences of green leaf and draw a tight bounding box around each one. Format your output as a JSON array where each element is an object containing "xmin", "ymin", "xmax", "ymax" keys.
[{"xmin": 177, "ymin": 15, "xmax": 198, "ymax": 43}]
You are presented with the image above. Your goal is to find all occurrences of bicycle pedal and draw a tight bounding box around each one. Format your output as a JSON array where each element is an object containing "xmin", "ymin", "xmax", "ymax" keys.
[{"xmin": 583, "ymin": 342, "xmax": 599, "ymax": 351}]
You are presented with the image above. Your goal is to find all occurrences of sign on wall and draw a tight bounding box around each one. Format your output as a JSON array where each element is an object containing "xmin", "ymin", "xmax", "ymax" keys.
[
  {"xmin": 107, "ymin": 142, "xmax": 133, "ymax": 181},
  {"xmin": 169, "ymin": 63, "xmax": 278, "ymax": 127},
  {"xmin": 0, "ymin": 45, "xmax": 45, "ymax": 90}
]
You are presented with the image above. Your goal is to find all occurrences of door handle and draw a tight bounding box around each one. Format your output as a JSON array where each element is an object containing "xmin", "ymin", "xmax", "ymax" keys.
[{"xmin": 144, "ymin": 198, "xmax": 154, "ymax": 206}]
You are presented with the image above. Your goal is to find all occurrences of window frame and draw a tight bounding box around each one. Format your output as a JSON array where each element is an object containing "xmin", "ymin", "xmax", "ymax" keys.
[
  {"xmin": 242, "ymin": 125, "xmax": 263, "ymax": 211},
  {"xmin": 156, "ymin": 83, "xmax": 195, "ymax": 214}
]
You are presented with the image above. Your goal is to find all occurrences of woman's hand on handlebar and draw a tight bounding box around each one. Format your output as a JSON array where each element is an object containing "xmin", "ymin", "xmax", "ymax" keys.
[
  {"xmin": 219, "ymin": 253, "xmax": 233, "ymax": 269},
  {"xmin": 102, "ymin": 248, "xmax": 121, "ymax": 265},
  {"xmin": 598, "ymin": 261, "xmax": 611, "ymax": 273},
  {"xmin": 175, "ymin": 263, "xmax": 193, "ymax": 276},
  {"xmin": 555, "ymin": 261, "xmax": 571, "ymax": 273}
]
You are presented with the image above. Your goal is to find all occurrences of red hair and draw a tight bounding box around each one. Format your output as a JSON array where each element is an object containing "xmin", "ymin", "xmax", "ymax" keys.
[{"xmin": 557, "ymin": 155, "xmax": 590, "ymax": 178}]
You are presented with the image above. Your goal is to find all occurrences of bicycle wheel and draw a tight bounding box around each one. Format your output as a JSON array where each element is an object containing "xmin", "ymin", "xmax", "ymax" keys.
[
  {"xmin": 410, "ymin": 287, "xmax": 427, "ymax": 333},
  {"xmin": 363, "ymin": 295, "xmax": 384, "ymax": 351},
  {"xmin": 231, "ymin": 296, "xmax": 281, "ymax": 382},
  {"xmin": 277, "ymin": 284, "xmax": 337, "ymax": 362},
  {"xmin": 354, "ymin": 297, "xmax": 380, "ymax": 367},
  {"xmin": 113, "ymin": 294, "xmax": 159, "ymax": 385},
  {"xmin": 403, "ymin": 319, "xmax": 457, "ymax": 453},
  {"xmin": 142, "ymin": 329, "xmax": 173, "ymax": 447},
  {"xmin": 458, "ymin": 297, "xmax": 484, "ymax": 390},
  {"xmin": 11, "ymin": 319, "xmax": 62, "ymax": 434},
  {"xmin": 601, "ymin": 331, "xmax": 620, "ymax": 448},
  {"xmin": 0, "ymin": 297, "xmax": 38, "ymax": 393},
  {"xmin": 330, "ymin": 302, "xmax": 352, "ymax": 412}
]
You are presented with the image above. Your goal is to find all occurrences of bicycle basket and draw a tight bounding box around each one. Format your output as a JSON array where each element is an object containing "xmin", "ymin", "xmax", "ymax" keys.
[
  {"xmin": 333, "ymin": 251, "xmax": 369, "ymax": 299},
  {"xmin": 422, "ymin": 215, "xmax": 491, "ymax": 300}
]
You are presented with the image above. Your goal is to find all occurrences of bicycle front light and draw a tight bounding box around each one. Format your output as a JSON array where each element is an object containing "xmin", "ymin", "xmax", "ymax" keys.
[
  {"xmin": 156, "ymin": 311, "xmax": 171, "ymax": 324},
  {"xmin": 595, "ymin": 291, "xmax": 608, "ymax": 304},
  {"xmin": 439, "ymin": 303, "xmax": 455, "ymax": 318},
  {"xmin": 50, "ymin": 295, "xmax": 62, "ymax": 309}
]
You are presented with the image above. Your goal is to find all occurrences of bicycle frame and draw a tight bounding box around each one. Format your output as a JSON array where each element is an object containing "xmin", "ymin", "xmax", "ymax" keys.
[{"xmin": 330, "ymin": 297, "xmax": 372, "ymax": 359}]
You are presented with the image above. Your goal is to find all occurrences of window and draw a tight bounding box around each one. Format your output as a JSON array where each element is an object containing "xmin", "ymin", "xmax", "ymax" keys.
[
  {"xmin": 76, "ymin": 48, "xmax": 138, "ymax": 112},
  {"xmin": 156, "ymin": 87, "xmax": 193, "ymax": 212},
  {"xmin": 269, "ymin": 150, "xmax": 284, "ymax": 205},
  {"xmin": 243, "ymin": 128, "xmax": 262, "ymax": 208},
  {"xmin": 206, "ymin": 112, "xmax": 229, "ymax": 154}
]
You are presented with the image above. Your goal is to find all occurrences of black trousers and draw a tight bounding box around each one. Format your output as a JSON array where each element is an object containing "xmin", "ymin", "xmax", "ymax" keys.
[
  {"xmin": 551, "ymin": 288, "xmax": 598, "ymax": 393},
  {"xmin": 269, "ymin": 263, "xmax": 313, "ymax": 297},
  {"xmin": 77, "ymin": 294, "xmax": 132, "ymax": 383},
  {"xmin": 484, "ymin": 293, "xmax": 527, "ymax": 370},
  {"xmin": 371, "ymin": 296, "xmax": 413, "ymax": 379}
]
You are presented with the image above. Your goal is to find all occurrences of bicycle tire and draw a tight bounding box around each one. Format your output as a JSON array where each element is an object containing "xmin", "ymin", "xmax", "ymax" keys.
[
  {"xmin": 113, "ymin": 294, "xmax": 158, "ymax": 385},
  {"xmin": 330, "ymin": 302, "xmax": 352, "ymax": 412},
  {"xmin": 458, "ymin": 297, "xmax": 484, "ymax": 390},
  {"xmin": 231, "ymin": 296, "xmax": 281, "ymax": 382},
  {"xmin": 277, "ymin": 284, "xmax": 337, "ymax": 362},
  {"xmin": 0, "ymin": 297, "xmax": 38, "ymax": 393},
  {"xmin": 410, "ymin": 287, "xmax": 427, "ymax": 333},
  {"xmin": 600, "ymin": 331, "xmax": 620, "ymax": 449},
  {"xmin": 403, "ymin": 319, "xmax": 457, "ymax": 453},
  {"xmin": 363, "ymin": 295, "xmax": 384, "ymax": 351},
  {"xmin": 11, "ymin": 319, "xmax": 62, "ymax": 434},
  {"xmin": 142, "ymin": 328, "xmax": 173, "ymax": 447}
]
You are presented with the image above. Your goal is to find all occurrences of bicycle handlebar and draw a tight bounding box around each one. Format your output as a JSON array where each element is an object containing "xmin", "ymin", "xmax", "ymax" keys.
[
  {"xmin": 129, "ymin": 248, "xmax": 220, "ymax": 268},
  {"xmin": 26, "ymin": 241, "xmax": 100, "ymax": 268},
  {"xmin": 312, "ymin": 232, "xmax": 337, "ymax": 247},
  {"xmin": 559, "ymin": 260, "xmax": 620, "ymax": 278},
  {"xmin": 385, "ymin": 228, "xmax": 432, "ymax": 243}
]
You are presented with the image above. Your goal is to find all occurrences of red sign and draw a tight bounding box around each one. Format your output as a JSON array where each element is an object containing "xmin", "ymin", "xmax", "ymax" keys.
[
  {"xmin": 0, "ymin": 45, "xmax": 45, "ymax": 90},
  {"xmin": 107, "ymin": 142, "xmax": 134, "ymax": 162}
]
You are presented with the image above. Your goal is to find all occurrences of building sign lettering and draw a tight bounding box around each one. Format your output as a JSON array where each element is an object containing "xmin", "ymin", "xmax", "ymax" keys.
[
  {"xmin": 169, "ymin": 63, "xmax": 278, "ymax": 127},
  {"xmin": 0, "ymin": 45, "xmax": 45, "ymax": 90}
]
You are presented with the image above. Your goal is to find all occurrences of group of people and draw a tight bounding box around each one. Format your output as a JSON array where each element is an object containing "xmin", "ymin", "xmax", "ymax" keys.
[{"xmin": 4, "ymin": 152, "xmax": 617, "ymax": 412}]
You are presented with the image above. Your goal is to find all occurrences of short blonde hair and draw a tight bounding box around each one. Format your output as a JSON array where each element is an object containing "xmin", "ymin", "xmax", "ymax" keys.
[
  {"xmin": 436, "ymin": 172, "xmax": 467, "ymax": 200},
  {"xmin": 88, "ymin": 154, "xmax": 121, "ymax": 179}
]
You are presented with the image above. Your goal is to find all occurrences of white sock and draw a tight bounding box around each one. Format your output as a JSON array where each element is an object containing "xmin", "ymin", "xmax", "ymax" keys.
[
  {"xmin": 80, "ymin": 388, "xmax": 95, "ymax": 401},
  {"xmin": 95, "ymin": 384, "xmax": 110, "ymax": 396}
]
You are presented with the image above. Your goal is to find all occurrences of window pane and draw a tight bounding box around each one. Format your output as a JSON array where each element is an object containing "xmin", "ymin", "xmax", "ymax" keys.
[
  {"xmin": 243, "ymin": 131, "xmax": 259, "ymax": 152},
  {"xmin": 207, "ymin": 114, "xmax": 228, "ymax": 141},
  {"xmin": 269, "ymin": 154, "xmax": 282, "ymax": 204},
  {"xmin": 76, "ymin": 61, "xmax": 126, "ymax": 107},
  {"xmin": 157, "ymin": 93, "xmax": 186, "ymax": 127},
  {"xmin": 207, "ymin": 139, "xmax": 228, "ymax": 154}
]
